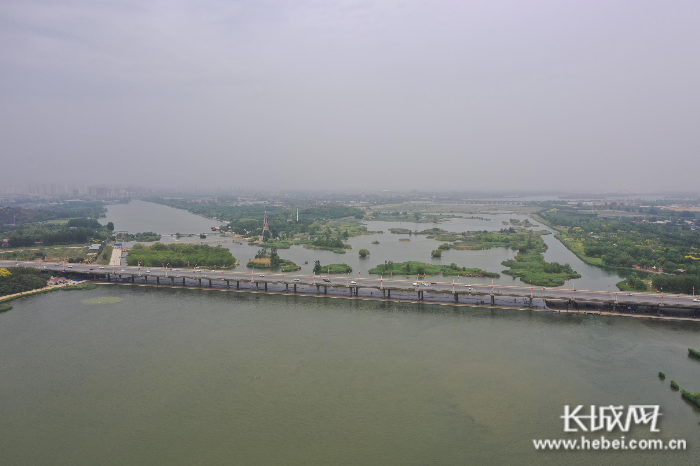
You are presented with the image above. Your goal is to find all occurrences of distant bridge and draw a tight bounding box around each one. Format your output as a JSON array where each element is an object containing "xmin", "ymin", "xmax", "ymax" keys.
[{"xmin": 4, "ymin": 261, "xmax": 700, "ymax": 318}]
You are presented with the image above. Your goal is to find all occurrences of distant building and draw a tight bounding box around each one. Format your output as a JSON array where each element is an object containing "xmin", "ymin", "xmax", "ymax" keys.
[
  {"xmin": 88, "ymin": 244, "xmax": 101, "ymax": 253},
  {"xmin": 1, "ymin": 238, "xmax": 9, "ymax": 247}
]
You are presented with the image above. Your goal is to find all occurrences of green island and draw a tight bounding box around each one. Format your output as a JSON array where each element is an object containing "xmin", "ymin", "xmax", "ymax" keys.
[
  {"xmin": 368, "ymin": 261, "xmax": 499, "ymax": 278},
  {"xmin": 534, "ymin": 206, "xmax": 700, "ymax": 293},
  {"xmin": 126, "ymin": 243, "xmax": 236, "ymax": 268},
  {"xmin": 115, "ymin": 231, "xmax": 162, "ymax": 242},
  {"xmin": 312, "ymin": 261, "xmax": 353, "ymax": 274},
  {"xmin": 148, "ymin": 200, "xmax": 368, "ymax": 239},
  {"xmin": 0, "ymin": 303, "xmax": 12, "ymax": 312},
  {"xmin": 246, "ymin": 247, "xmax": 299, "ymax": 272},
  {"xmin": 670, "ymin": 380, "xmax": 680, "ymax": 390},
  {"xmin": 681, "ymin": 390, "xmax": 700, "ymax": 409},
  {"xmin": 689, "ymin": 348, "xmax": 700, "ymax": 360},
  {"xmin": 501, "ymin": 251, "xmax": 581, "ymax": 287},
  {"xmin": 364, "ymin": 211, "xmax": 454, "ymax": 223}
]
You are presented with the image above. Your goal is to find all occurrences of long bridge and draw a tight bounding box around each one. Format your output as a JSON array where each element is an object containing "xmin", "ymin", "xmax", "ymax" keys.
[{"xmin": 4, "ymin": 261, "xmax": 700, "ymax": 317}]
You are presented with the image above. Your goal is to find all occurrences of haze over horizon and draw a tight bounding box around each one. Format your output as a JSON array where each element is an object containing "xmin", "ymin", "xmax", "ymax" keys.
[{"xmin": 1, "ymin": 1, "xmax": 698, "ymax": 192}]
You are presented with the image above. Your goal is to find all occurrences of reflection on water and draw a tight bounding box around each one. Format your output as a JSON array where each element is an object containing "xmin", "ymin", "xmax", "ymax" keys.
[
  {"xmin": 1, "ymin": 287, "xmax": 698, "ymax": 465},
  {"xmin": 100, "ymin": 199, "xmax": 221, "ymax": 235}
]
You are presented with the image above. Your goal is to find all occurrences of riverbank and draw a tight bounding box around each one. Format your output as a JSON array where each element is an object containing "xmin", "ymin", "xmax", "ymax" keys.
[
  {"xmin": 95, "ymin": 281, "xmax": 700, "ymax": 324},
  {"xmin": 0, "ymin": 281, "xmax": 96, "ymax": 304},
  {"xmin": 532, "ymin": 213, "xmax": 632, "ymax": 271}
]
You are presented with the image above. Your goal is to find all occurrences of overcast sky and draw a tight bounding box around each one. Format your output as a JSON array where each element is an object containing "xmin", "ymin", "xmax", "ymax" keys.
[{"xmin": 1, "ymin": 0, "xmax": 698, "ymax": 192}]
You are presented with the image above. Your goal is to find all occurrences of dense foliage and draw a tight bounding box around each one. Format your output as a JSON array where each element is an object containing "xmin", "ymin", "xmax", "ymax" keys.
[
  {"xmin": 0, "ymin": 267, "xmax": 48, "ymax": 297},
  {"xmin": 540, "ymin": 208, "xmax": 700, "ymax": 271},
  {"xmin": 246, "ymin": 247, "xmax": 299, "ymax": 271},
  {"xmin": 115, "ymin": 232, "xmax": 162, "ymax": 242},
  {"xmin": 539, "ymin": 207, "xmax": 700, "ymax": 292},
  {"xmin": 0, "ymin": 202, "xmax": 106, "ymax": 224},
  {"xmin": 369, "ymin": 261, "xmax": 499, "ymax": 278},
  {"xmin": 126, "ymin": 243, "xmax": 236, "ymax": 267},
  {"xmin": 313, "ymin": 261, "xmax": 353, "ymax": 274},
  {"xmin": 0, "ymin": 218, "xmax": 111, "ymax": 247},
  {"xmin": 146, "ymin": 199, "xmax": 363, "ymax": 238}
]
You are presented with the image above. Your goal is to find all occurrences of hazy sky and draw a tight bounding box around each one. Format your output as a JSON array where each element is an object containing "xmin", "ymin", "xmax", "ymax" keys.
[{"xmin": 1, "ymin": 0, "xmax": 699, "ymax": 192}]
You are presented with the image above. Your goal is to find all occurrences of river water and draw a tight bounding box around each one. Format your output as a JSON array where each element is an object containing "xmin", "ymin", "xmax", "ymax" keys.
[
  {"xmin": 100, "ymin": 199, "xmax": 222, "ymax": 235},
  {"xmin": 1, "ymin": 287, "xmax": 699, "ymax": 465},
  {"xmin": 100, "ymin": 201, "xmax": 625, "ymax": 290}
]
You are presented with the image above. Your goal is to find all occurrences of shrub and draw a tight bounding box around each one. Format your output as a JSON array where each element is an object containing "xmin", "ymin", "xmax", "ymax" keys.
[
  {"xmin": 359, "ymin": 249, "xmax": 370, "ymax": 257},
  {"xmin": 670, "ymin": 380, "xmax": 680, "ymax": 390},
  {"xmin": 688, "ymin": 348, "xmax": 700, "ymax": 360},
  {"xmin": 681, "ymin": 390, "xmax": 700, "ymax": 409},
  {"xmin": 658, "ymin": 372, "xmax": 666, "ymax": 379}
]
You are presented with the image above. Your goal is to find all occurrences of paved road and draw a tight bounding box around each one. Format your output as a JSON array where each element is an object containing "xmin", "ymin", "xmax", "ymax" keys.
[{"xmin": 4, "ymin": 260, "xmax": 700, "ymax": 309}]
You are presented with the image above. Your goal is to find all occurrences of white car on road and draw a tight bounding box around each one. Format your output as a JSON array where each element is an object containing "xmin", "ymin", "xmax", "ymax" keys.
[
  {"xmin": 350, "ymin": 280, "xmax": 357, "ymax": 285},
  {"xmin": 293, "ymin": 278, "xmax": 300, "ymax": 282}
]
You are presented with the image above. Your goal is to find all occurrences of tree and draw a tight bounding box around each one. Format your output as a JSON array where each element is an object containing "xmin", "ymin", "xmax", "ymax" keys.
[
  {"xmin": 416, "ymin": 265, "xmax": 426, "ymax": 275},
  {"xmin": 313, "ymin": 260, "xmax": 322, "ymax": 275},
  {"xmin": 106, "ymin": 222, "xmax": 114, "ymax": 231},
  {"xmin": 359, "ymin": 249, "xmax": 370, "ymax": 257},
  {"xmin": 431, "ymin": 249, "xmax": 442, "ymax": 258}
]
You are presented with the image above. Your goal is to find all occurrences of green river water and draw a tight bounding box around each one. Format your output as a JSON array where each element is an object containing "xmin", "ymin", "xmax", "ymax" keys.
[{"xmin": 1, "ymin": 286, "xmax": 700, "ymax": 465}]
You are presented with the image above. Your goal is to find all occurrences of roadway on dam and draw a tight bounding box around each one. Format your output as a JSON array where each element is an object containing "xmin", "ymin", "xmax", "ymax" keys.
[{"xmin": 5, "ymin": 260, "xmax": 700, "ymax": 311}]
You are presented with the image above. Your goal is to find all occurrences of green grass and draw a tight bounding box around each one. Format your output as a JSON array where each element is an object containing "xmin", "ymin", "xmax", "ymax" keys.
[
  {"xmin": 96, "ymin": 244, "xmax": 113, "ymax": 265},
  {"xmin": 0, "ymin": 245, "xmax": 90, "ymax": 262}
]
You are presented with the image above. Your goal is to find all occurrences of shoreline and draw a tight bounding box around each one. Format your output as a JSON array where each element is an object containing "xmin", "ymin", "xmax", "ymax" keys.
[
  {"xmin": 0, "ymin": 281, "xmax": 94, "ymax": 304},
  {"xmin": 94, "ymin": 281, "xmax": 700, "ymax": 324}
]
